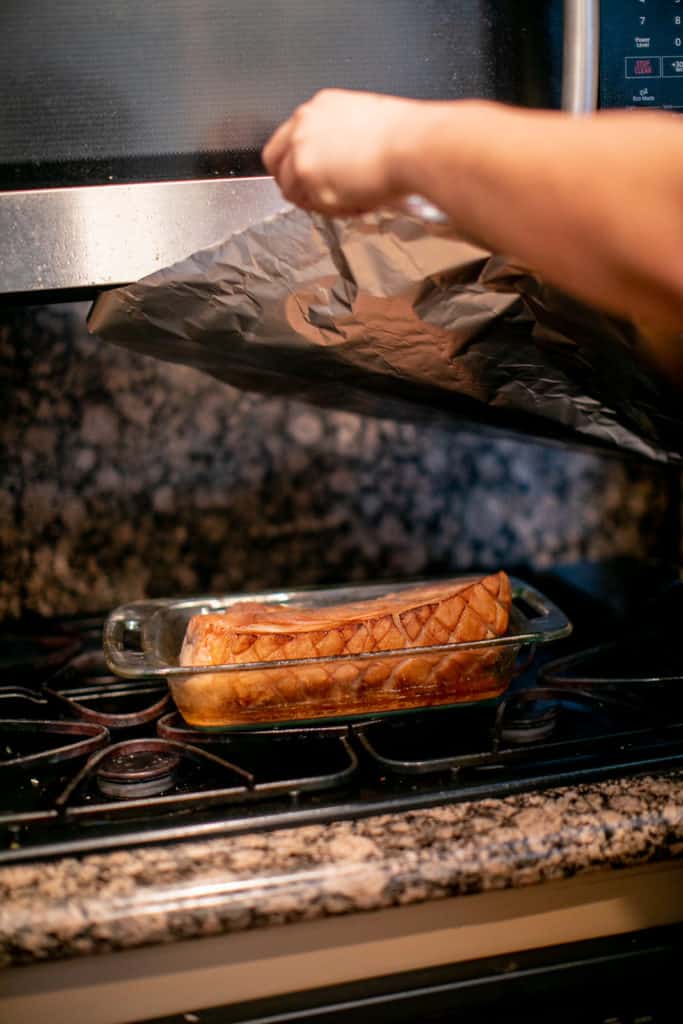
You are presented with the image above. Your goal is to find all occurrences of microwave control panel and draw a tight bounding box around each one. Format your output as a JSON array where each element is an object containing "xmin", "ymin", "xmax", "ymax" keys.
[{"xmin": 600, "ymin": 0, "xmax": 683, "ymax": 110}]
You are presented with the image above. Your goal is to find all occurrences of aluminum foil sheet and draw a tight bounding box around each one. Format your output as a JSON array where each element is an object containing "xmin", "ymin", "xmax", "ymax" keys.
[{"xmin": 88, "ymin": 207, "xmax": 682, "ymax": 463}]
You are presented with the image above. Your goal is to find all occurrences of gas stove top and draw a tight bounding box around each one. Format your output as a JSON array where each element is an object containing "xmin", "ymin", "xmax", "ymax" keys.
[{"xmin": 2, "ymin": 563, "xmax": 682, "ymax": 866}]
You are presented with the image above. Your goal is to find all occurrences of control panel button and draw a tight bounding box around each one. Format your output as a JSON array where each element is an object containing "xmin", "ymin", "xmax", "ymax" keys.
[
  {"xmin": 629, "ymin": 84, "xmax": 658, "ymax": 104},
  {"xmin": 662, "ymin": 55, "xmax": 683, "ymax": 75},
  {"xmin": 625, "ymin": 56, "xmax": 662, "ymax": 77},
  {"xmin": 600, "ymin": 0, "xmax": 683, "ymax": 111}
]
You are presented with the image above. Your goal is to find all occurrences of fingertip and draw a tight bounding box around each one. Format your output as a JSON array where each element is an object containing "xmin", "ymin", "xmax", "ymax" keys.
[
  {"xmin": 277, "ymin": 151, "xmax": 297, "ymax": 200},
  {"xmin": 262, "ymin": 118, "xmax": 293, "ymax": 176}
]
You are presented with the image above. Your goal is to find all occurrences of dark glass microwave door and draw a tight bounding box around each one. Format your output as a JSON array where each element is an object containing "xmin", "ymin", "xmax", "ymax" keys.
[{"xmin": 0, "ymin": 0, "xmax": 559, "ymax": 190}]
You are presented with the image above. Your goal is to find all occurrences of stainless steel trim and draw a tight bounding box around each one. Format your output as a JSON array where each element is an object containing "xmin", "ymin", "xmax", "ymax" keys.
[
  {"xmin": 563, "ymin": 0, "xmax": 600, "ymax": 113},
  {"xmin": 0, "ymin": 177, "xmax": 287, "ymax": 294},
  {"xmin": 0, "ymin": 5, "xmax": 600, "ymax": 295}
]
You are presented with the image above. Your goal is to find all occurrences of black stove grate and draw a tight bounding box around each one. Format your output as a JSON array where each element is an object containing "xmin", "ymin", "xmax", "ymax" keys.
[
  {"xmin": 44, "ymin": 650, "xmax": 171, "ymax": 729},
  {"xmin": 1, "ymin": 570, "xmax": 682, "ymax": 865}
]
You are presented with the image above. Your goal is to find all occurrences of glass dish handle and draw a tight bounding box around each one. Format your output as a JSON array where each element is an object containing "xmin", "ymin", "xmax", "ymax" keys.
[
  {"xmin": 510, "ymin": 579, "xmax": 572, "ymax": 642},
  {"xmin": 103, "ymin": 601, "xmax": 167, "ymax": 678}
]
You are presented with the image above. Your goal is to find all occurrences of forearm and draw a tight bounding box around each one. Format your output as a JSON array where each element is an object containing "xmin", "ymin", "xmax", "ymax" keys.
[
  {"xmin": 394, "ymin": 102, "xmax": 683, "ymax": 340},
  {"xmin": 263, "ymin": 89, "xmax": 683, "ymax": 379}
]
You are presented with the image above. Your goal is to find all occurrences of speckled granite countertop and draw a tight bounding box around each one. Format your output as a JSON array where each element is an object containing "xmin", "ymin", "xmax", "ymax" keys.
[{"xmin": 1, "ymin": 771, "xmax": 682, "ymax": 969}]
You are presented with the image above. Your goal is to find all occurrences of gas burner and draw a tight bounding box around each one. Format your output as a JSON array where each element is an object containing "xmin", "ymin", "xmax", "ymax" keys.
[
  {"xmin": 96, "ymin": 743, "xmax": 181, "ymax": 799},
  {"xmin": 499, "ymin": 696, "xmax": 559, "ymax": 745},
  {"xmin": 55, "ymin": 737, "xmax": 254, "ymax": 816}
]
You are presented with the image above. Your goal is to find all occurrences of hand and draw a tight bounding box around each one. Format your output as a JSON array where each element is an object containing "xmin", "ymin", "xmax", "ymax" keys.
[{"xmin": 262, "ymin": 89, "xmax": 419, "ymax": 216}]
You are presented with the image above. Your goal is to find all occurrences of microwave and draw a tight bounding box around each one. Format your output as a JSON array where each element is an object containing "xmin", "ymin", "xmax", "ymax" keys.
[{"xmin": 0, "ymin": 0, "xmax": 677, "ymax": 298}]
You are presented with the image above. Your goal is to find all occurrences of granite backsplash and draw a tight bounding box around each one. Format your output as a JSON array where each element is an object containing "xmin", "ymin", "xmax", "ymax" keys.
[{"xmin": 0, "ymin": 301, "xmax": 676, "ymax": 620}]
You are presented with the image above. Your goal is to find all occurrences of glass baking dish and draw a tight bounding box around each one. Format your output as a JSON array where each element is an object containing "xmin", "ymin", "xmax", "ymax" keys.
[{"xmin": 103, "ymin": 577, "xmax": 571, "ymax": 730}]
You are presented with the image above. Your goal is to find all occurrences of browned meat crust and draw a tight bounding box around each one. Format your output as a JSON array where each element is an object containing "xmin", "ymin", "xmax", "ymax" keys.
[{"xmin": 176, "ymin": 572, "xmax": 513, "ymax": 726}]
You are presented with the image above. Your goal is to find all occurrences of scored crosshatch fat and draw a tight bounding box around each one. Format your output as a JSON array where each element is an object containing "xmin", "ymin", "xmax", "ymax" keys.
[
  {"xmin": 103, "ymin": 575, "xmax": 572, "ymax": 732},
  {"xmin": 176, "ymin": 572, "xmax": 513, "ymax": 726}
]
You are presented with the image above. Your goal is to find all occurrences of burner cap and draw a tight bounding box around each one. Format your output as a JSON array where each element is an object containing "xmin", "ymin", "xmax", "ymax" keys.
[
  {"xmin": 97, "ymin": 746, "xmax": 180, "ymax": 799},
  {"xmin": 500, "ymin": 698, "xmax": 558, "ymax": 745}
]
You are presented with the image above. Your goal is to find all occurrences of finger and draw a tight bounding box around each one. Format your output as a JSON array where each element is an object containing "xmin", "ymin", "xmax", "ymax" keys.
[
  {"xmin": 262, "ymin": 118, "xmax": 295, "ymax": 176},
  {"xmin": 286, "ymin": 177, "xmax": 313, "ymax": 210},
  {"xmin": 278, "ymin": 157, "xmax": 315, "ymax": 211},
  {"xmin": 276, "ymin": 150, "xmax": 300, "ymax": 201},
  {"xmin": 287, "ymin": 186, "xmax": 313, "ymax": 211}
]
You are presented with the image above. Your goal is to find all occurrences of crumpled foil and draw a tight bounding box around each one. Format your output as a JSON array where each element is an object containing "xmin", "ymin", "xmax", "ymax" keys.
[{"xmin": 88, "ymin": 206, "xmax": 682, "ymax": 463}]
